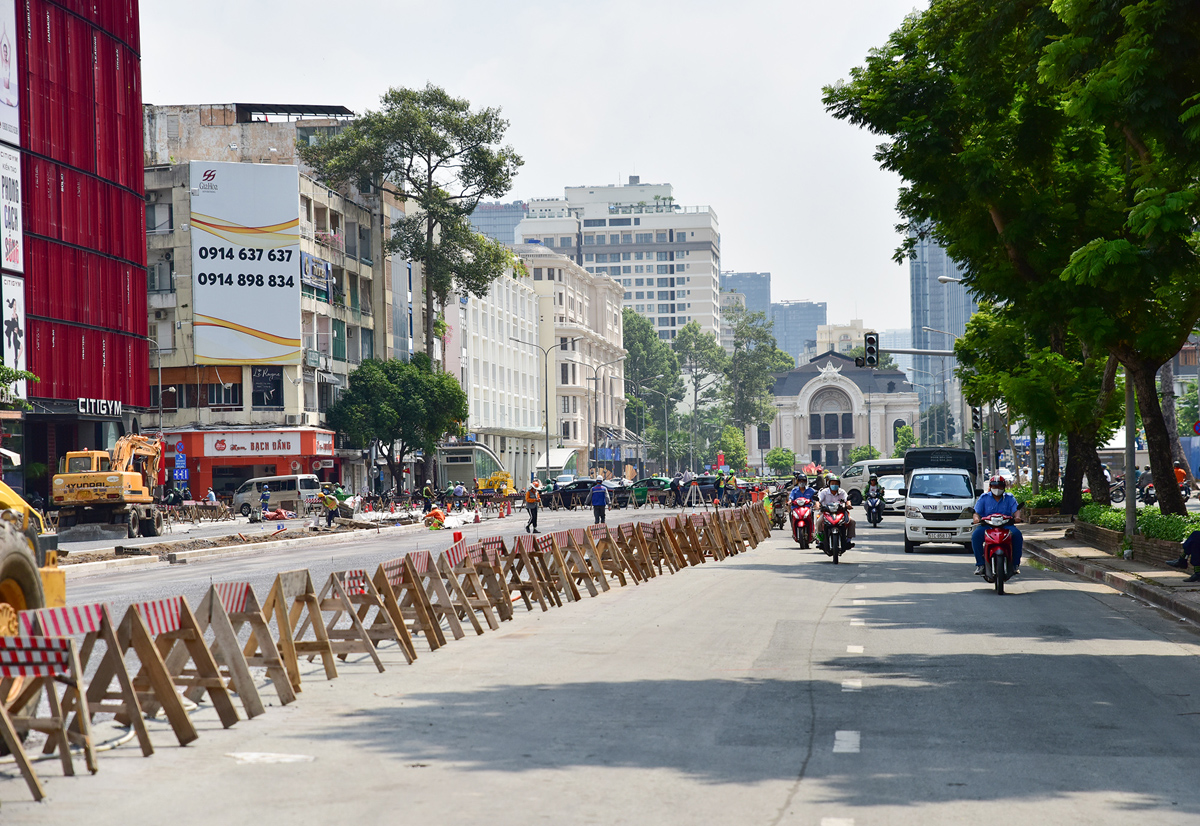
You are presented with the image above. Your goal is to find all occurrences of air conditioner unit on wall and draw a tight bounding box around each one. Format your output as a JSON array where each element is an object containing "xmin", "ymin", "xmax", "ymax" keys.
[
  {"xmin": 285, "ymin": 414, "xmax": 301, "ymax": 426},
  {"xmin": 153, "ymin": 310, "xmax": 167, "ymax": 320}
]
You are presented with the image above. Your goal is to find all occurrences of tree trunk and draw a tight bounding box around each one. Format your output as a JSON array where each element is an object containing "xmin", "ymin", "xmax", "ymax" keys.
[
  {"xmin": 1061, "ymin": 431, "xmax": 1087, "ymax": 514},
  {"xmin": 1159, "ymin": 360, "xmax": 1194, "ymax": 482},
  {"xmin": 1080, "ymin": 429, "xmax": 1110, "ymax": 506},
  {"xmin": 1129, "ymin": 360, "xmax": 1187, "ymax": 515},
  {"xmin": 1043, "ymin": 432, "xmax": 1060, "ymax": 488}
]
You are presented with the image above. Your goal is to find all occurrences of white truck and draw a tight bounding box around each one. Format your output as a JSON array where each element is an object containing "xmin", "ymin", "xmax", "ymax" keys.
[{"xmin": 900, "ymin": 448, "xmax": 982, "ymax": 555}]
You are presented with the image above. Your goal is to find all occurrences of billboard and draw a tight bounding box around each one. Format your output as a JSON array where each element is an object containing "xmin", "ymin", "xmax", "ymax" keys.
[
  {"xmin": 189, "ymin": 162, "xmax": 301, "ymax": 364},
  {"xmin": 1, "ymin": 273, "xmax": 24, "ymax": 399},
  {"xmin": 0, "ymin": 144, "xmax": 21, "ymax": 272},
  {"xmin": 0, "ymin": 0, "xmax": 18, "ymax": 148}
]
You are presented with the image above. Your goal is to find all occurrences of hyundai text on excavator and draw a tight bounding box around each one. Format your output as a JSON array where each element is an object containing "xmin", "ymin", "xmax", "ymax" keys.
[{"xmin": 51, "ymin": 434, "xmax": 165, "ymax": 541}]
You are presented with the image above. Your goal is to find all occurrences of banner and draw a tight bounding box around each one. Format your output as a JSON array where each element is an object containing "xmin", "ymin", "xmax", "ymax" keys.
[
  {"xmin": 0, "ymin": 0, "xmax": 19, "ymax": 147},
  {"xmin": 300, "ymin": 251, "xmax": 331, "ymax": 291},
  {"xmin": 190, "ymin": 162, "xmax": 301, "ymax": 365},
  {"xmin": 1, "ymin": 273, "xmax": 24, "ymax": 399},
  {"xmin": 0, "ymin": 144, "xmax": 20, "ymax": 272}
]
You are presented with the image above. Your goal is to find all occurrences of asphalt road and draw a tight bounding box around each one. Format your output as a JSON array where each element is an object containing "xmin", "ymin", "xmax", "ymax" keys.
[{"xmin": 6, "ymin": 508, "xmax": 1200, "ymax": 824}]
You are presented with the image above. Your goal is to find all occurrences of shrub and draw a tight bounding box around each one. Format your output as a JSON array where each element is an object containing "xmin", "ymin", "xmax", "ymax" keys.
[
  {"xmin": 1077, "ymin": 503, "xmax": 1125, "ymax": 532},
  {"xmin": 1077, "ymin": 503, "xmax": 1200, "ymax": 542}
]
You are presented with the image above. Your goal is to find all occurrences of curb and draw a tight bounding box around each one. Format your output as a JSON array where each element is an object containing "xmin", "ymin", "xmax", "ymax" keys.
[
  {"xmin": 1024, "ymin": 538, "xmax": 1200, "ymax": 626},
  {"xmin": 61, "ymin": 519, "xmax": 430, "ymax": 580}
]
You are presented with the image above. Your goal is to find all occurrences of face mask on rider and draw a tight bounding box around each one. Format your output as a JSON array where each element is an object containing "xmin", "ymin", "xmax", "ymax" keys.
[
  {"xmin": 830, "ymin": 484, "xmax": 840, "ymax": 493},
  {"xmin": 990, "ymin": 487, "xmax": 1002, "ymax": 498}
]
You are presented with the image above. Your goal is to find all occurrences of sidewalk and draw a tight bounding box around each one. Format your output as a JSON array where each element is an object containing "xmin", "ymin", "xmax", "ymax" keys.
[{"xmin": 1024, "ymin": 525, "xmax": 1200, "ymax": 625}]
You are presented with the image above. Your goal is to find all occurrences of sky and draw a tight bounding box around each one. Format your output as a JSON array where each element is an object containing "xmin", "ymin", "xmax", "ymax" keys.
[{"xmin": 141, "ymin": 0, "xmax": 926, "ymax": 331}]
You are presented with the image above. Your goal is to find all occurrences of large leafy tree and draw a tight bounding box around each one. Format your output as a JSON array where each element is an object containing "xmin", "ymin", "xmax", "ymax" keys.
[
  {"xmin": 723, "ymin": 306, "xmax": 794, "ymax": 430},
  {"xmin": 823, "ymin": 0, "xmax": 1200, "ymax": 514},
  {"xmin": 764, "ymin": 447, "xmax": 797, "ymax": 475},
  {"xmin": 622, "ymin": 308, "xmax": 683, "ymax": 439},
  {"xmin": 672, "ymin": 321, "xmax": 728, "ymax": 468},
  {"xmin": 716, "ymin": 425, "xmax": 749, "ymax": 472},
  {"xmin": 326, "ymin": 354, "xmax": 467, "ymax": 489},
  {"xmin": 299, "ymin": 84, "xmax": 523, "ymax": 362}
]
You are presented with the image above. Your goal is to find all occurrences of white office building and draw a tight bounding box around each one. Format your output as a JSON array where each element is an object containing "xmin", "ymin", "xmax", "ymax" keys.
[{"xmin": 514, "ymin": 177, "xmax": 721, "ymax": 342}]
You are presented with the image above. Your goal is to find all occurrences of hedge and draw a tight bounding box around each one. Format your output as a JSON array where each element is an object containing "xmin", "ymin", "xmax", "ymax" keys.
[
  {"xmin": 1077, "ymin": 503, "xmax": 1200, "ymax": 542},
  {"xmin": 1012, "ymin": 484, "xmax": 1063, "ymax": 510}
]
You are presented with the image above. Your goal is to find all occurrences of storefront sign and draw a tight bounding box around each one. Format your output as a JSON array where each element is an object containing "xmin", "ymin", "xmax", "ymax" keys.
[
  {"xmin": 190, "ymin": 161, "xmax": 301, "ymax": 365},
  {"xmin": 77, "ymin": 398, "xmax": 122, "ymax": 417},
  {"xmin": 300, "ymin": 251, "xmax": 331, "ymax": 290},
  {"xmin": 204, "ymin": 430, "xmax": 300, "ymax": 457},
  {"xmin": 0, "ymin": 0, "xmax": 19, "ymax": 148},
  {"xmin": 251, "ymin": 365, "xmax": 283, "ymax": 394},
  {"xmin": 314, "ymin": 432, "xmax": 334, "ymax": 456},
  {"xmin": 1, "ymin": 272, "xmax": 23, "ymax": 399},
  {"xmin": 312, "ymin": 459, "xmax": 334, "ymax": 470}
]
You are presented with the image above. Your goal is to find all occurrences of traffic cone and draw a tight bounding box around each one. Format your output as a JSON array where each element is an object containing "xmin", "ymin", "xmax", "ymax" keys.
[
  {"xmin": 474, "ymin": 510, "xmax": 481, "ymax": 523},
  {"xmin": 390, "ymin": 502, "xmax": 395, "ymax": 513}
]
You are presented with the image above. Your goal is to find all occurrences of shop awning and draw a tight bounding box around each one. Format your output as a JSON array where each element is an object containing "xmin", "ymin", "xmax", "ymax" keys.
[
  {"xmin": 534, "ymin": 448, "xmax": 577, "ymax": 472},
  {"xmin": 317, "ymin": 372, "xmax": 343, "ymax": 386}
]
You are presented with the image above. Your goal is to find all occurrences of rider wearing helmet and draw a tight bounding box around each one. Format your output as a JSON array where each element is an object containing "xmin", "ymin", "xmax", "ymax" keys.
[
  {"xmin": 815, "ymin": 475, "xmax": 855, "ymax": 549},
  {"xmin": 866, "ymin": 473, "xmax": 882, "ymax": 501},
  {"xmin": 971, "ymin": 475, "xmax": 1023, "ymax": 577},
  {"xmin": 790, "ymin": 474, "xmax": 817, "ymax": 503},
  {"xmin": 1175, "ymin": 461, "xmax": 1188, "ymax": 486}
]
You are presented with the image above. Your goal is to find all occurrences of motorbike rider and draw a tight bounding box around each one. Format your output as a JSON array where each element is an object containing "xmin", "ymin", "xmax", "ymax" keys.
[
  {"xmin": 1175, "ymin": 461, "xmax": 1189, "ymax": 490},
  {"xmin": 815, "ymin": 475, "xmax": 855, "ymax": 549},
  {"xmin": 971, "ymin": 474, "xmax": 1023, "ymax": 577},
  {"xmin": 790, "ymin": 474, "xmax": 818, "ymax": 504}
]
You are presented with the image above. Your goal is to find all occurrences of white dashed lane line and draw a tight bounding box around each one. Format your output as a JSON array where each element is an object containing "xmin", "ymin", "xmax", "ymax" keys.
[
  {"xmin": 853, "ymin": 599, "xmax": 867, "ymax": 605},
  {"xmin": 846, "ymin": 645, "xmax": 864, "ymax": 653},
  {"xmin": 821, "ymin": 819, "xmax": 856, "ymax": 826},
  {"xmin": 841, "ymin": 679, "xmax": 862, "ymax": 692},
  {"xmin": 849, "ymin": 618, "xmax": 866, "ymax": 626},
  {"xmin": 833, "ymin": 730, "xmax": 861, "ymax": 753}
]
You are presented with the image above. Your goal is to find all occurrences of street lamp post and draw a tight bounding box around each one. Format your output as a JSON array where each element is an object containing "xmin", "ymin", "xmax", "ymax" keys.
[
  {"xmin": 146, "ymin": 336, "xmax": 165, "ymax": 436},
  {"xmin": 511, "ymin": 335, "xmax": 582, "ymax": 484}
]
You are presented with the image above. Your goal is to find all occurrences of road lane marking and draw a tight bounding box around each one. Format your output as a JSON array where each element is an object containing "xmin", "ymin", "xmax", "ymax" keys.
[
  {"xmin": 854, "ymin": 584, "xmax": 866, "ymax": 589},
  {"xmin": 847, "ymin": 645, "xmax": 864, "ymax": 653},
  {"xmin": 822, "ymin": 819, "xmax": 855, "ymax": 826},
  {"xmin": 842, "ymin": 679, "xmax": 862, "ymax": 692},
  {"xmin": 853, "ymin": 599, "xmax": 867, "ymax": 605},
  {"xmin": 850, "ymin": 618, "xmax": 866, "ymax": 626},
  {"xmin": 226, "ymin": 752, "xmax": 315, "ymax": 764},
  {"xmin": 833, "ymin": 731, "xmax": 861, "ymax": 753}
]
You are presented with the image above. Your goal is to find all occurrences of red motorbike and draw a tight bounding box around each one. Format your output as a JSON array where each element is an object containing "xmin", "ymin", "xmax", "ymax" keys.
[
  {"xmin": 820, "ymin": 502, "xmax": 851, "ymax": 564},
  {"xmin": 790, "ymin": 496, "xmax": 815, "ymax": 549},
  {"xmin": 981, "ymin": 513, "xmax": 1015, "ymax": 594}
]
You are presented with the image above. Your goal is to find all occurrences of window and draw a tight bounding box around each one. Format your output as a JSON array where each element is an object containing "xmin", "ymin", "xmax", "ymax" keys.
[
  {"xmin": 621, "ymin": 234, "xmax": 632, "ymax": 244},
  {"xmin": 583, "ymin": 218, "xmax": 606, "ymax": 227},
  {"xmin": 595, "ymin": 253, "xmax": 607, "ymax": 263},
  {"xmin": 562, "ymin": 363, "xmax": 569, "ymax": 384},
  {"xmin": 635, "ymin": 278, "xmax": 644, "ymax": 286},
  {"xmin": 657, "ymin": 252, "xmax": 670, "ymax": 261},
  {"xmin": 560, "ymin": 237, "xmax": 573, "ymax": 247},
  {"xmin": 533, "ymin": 267, "xmax": 543, "ymax": 280},
  {"xmin": 584, "ymin": 235, "xmax": 595, "ymax": 245},
  {"xmin": 562, "ymin": 396, "xmax": 570, "ymax": 413},
  {"xmin": 634, "ymin": 266, "xmax": 643, "ymax": 274},
  {"xmin": 842, "ymin": 413, "xmax": 854, "ymax": 437},
  {"xmin": 624, "ymin": 292, "xmax": 632, "ymax": 300},
  {"xmin": 585, "ymin": 253, "xmax": 594, "ymax": 262},
  {"xmin": 572, "ymin": 396, "xmax": 578, "ymax": 413},
  {"xmin": 635, "ymin": 292, "xmax": 644, "ymax": 300},
  {"xmin": 562, "ymin": 422, "xmax": 571, "ymax": 439},
  {"xmin": 656, "ymin": 232, "xmax": 668, "ymax": 243},
  {"xmin": 810, "ymin": 416, "xmax": 821, "ymax": 438},
  {"xmin": 206, "ymin": 383, "xmax": 243, "ymax": 407},
  {"xmin": 609, "ymin": 218, "xmax": 631, "ymax": 227},
  {"xmin": 636, "ymin": 233, "xmax": 652, "ymax": 243},
  {"xmin": 610, "ymin": 234, "xmax": 620, "ymax": 244},
  {"xmin": 657, "ymin": 265, "xmax": 669, "ymax": 274},
  {"xmin": 595, "ymin": 235, "xmax": 606, "ymax": 245}
]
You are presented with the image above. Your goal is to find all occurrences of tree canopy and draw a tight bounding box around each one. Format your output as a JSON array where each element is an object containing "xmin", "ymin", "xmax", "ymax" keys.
[
  {"xmin": 723, "ymin": 306, "xmax": 794, "ymax": 431},
  {"xmin": 299, "ymin": 84, "xmax": 523, "ymax": 362},
  {"xmin": 326, "ymin": 355, "xmax": 467, "ymax": 489},
  {"xmin": 764, "ymin": 447, "xmax": 797, "ymax": 475}
]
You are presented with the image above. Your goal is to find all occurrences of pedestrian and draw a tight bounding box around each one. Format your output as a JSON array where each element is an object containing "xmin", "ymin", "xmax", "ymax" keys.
[
  {"xmin": 590, "ymin": 479, "xmax": 608, "ymax": 524},
  {"xmin": 422, "ymin": 479, "xmax": 434, "ymax": 513},
  {"xmin": 670, "ymin": 473, "xmax": 682, "ymax": 508},
  {"xmin": 1166, "ymin": 531, "xmax": 1200, "ymax": 582},
  {"xmin": 524, "ymin": 480, "xmax": 542, "ymax": 533},
  {"xmin": 205, "ymin": 486, "xmax": 217, "ymax": 504},
  {"xmin": 321, "ymin": 490, "xmax": 339, "ymax": 527}
]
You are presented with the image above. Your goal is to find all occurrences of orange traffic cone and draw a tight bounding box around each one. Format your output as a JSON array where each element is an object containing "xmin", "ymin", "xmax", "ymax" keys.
[{"xmin": 474, "ymin": 510, "xmax": 481, "ymax": 524}]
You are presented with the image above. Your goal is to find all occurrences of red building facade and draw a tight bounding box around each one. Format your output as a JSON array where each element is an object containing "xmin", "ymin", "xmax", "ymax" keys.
[{"xmin": 15, "ymin": 0, "xmax": 147, "ymax": 496}]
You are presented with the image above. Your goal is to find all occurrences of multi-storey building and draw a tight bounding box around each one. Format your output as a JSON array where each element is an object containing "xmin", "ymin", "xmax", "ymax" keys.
[
  {"xmin": 909, "ymin": 235, "xmax": 976, "ymax": 421},
  {"xmin": 770, "ymin": 300, "xmax": 827, "ymax": 366},
  {"xmin": 720, "ymin": 271, "xmax": 771, "ymax": 318},
  {"xmin": 816, "ymin": 319, "xmax": 867, "ymax": 356},
  {"xmin": 880, "ymin": 328, "xmax": 913, "ymax": 379},
  {"xmin": 468, "ymin": 200, "xmax": 527, "ymax": 244},
  {"xmin": 446, "ymin": 267, "xmax": 544, "ymax": 485},
  {"xmin": 143, "ymin": 161, "xmax": 378, "ymax": 495},
  {"xmin": 514, "ymin": 177, "xmax": 720, "ymax": 342},
  {"xmin": 13, "ymin": 1, "xmax": 148, "ymax": 501},
  {"xmin": 517, "ymin": 244, "xmax": 627, "ymax": 478},
  {"xmin": 719, "ymin": 292, "xmax": 745, "ymax": 353}
]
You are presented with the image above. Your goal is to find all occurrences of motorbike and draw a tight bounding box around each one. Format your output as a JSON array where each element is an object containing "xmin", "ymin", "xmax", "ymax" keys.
[
  {"xmin": 791, "ymin": 496, "xmax": 815, "ymax": 549},
  {"xmin": 820, "ymin": 502, "xmax": 851, "ymax": 564},
  {"xmin": 981, "ymin": 512, "xmax": 1016, "ymax": 594},
  {"xmin": 1108, "ymin": 477, "xmax": 1125, "ymax": 504},
  {"xmin": 1140, "ymin": 483, "xmax": 1158, "ymax": 506},
  {"xmin": 864, "ymin": 489, "xmax": 884, "ymax": 527}
]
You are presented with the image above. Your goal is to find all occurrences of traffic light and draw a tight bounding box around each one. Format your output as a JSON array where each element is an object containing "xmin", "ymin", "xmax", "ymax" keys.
[
  {"xmin": 947, "ymin": 416, "xmax": 956, "ymax": 439},
  {"xmin": 864, "ymin": 332, "xmax": 879, "ymax": 367},
  {"xmin": 971, "ymin": 407, "xmax": 982, "ymax": 431}
]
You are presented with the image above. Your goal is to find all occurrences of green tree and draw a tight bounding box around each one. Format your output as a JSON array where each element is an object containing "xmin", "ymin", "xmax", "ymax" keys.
[
  {"xmin": 848, "ymin": 445, "xmax": 881, "ymax": 463},
  {"xmin": 622, "ymin": 308, "xmax": 682, "ymax": 428},
  {"xmin": 1177, "ymin": 381, "xmax": 1199, "ymax": 438},
  {"xmin": 299, "ymin": 84, "xmax": 523, "ymax": 362},
  {"xmin": 844, "ymin": 345, "xmax": 898, "ymax": 371},
  {"xmin": 716, "ymin": 425, "xmax": 748, "ymax": 471},
  {"xmin": 764, "ymin": 447, "xmax": 797, "ymax": 475},
  {"xmin": 326, "ymin": 355, "xmax": 467, "ymax": 488},
  {"xmin": 0, "ymin": 365, "xmax": 39, "ymax": 411},
  {"xmin": 672, "ymin": 321, "xmax": 728, "ymax": 468},
  {"xmin": 723, "ymin": 305, "xmax": 794, "ymax": 430},
  {"xmin": 892, "ymin": 425, "xmax": 916, "ymax": 458}
]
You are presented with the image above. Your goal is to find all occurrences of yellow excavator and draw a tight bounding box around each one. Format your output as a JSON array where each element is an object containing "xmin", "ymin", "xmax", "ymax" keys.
[
  {"xmin": 0, "ymin": 480, "xmax": 61, "ymax": 635},
  {"xmin": 51, "ymin": 434, "xmax": 165, "ymax": 541}
]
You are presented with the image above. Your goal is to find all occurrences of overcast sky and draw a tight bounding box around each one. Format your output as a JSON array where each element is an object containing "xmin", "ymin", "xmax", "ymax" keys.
[{"xmin": 142, "ymin": 0, "xmax": 925, "ymax": 331}]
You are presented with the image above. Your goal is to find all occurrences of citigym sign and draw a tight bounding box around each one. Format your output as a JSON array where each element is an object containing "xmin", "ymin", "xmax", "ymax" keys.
[{"xmin": 77, "ymin": 398, "xmax": 123, "ymax": 417}]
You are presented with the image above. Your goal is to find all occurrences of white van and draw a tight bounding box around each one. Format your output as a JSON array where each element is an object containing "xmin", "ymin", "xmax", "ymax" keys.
[
  {"xmin": 232, "ymin": 474, "xmax": 323, "ymax": 516},
  {"xmin": 841, "ymin": 458, "xmax": 905, "ymax": 504},
  {"xmin": 902, "ymin": 467, "xmax": 979, "ymax": 554}
]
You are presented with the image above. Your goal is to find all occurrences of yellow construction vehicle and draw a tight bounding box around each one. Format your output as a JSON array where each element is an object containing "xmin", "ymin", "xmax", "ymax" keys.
[
  {"xmin": 477, "ymin": 470, "xmax": 515, "ymax": 496},
  {"xmin": 51, "ymin": 434, "xmax": 165, "ymax": 541},
  {"xmin": 0, "ymin": 480, "xmax": 61, "ymax": 634}
]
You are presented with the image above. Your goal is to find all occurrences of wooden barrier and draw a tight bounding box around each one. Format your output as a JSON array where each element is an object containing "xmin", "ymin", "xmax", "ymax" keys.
[
  {"xmin": 202, "ymin": 582, "xmax": 296, "ymax": 706},
  {"xmin": 560, "ymin": 529, "xmax": 612, "ymax": 592},
  {"xmin": 548, "ymin": 530, "xmax": 601, "ymax": 597},
  {"xmin": 132, "ymin": 596, "xmax": 240, "ymax": 730},
  {"xmin": 439, "ymin": 540, "xmax": 499, "ymax": 633},
  {"xmin": 488, "ymin": 535, "xmax": 557, "ymax": 611},
  {"xmin": 0, "ymin": 636, "xmax": 95, "ymax": 801},
  {"xmin": 20, "ymin": 603, "xmax": 154, "ymax": 757},
  {"xmin": 663, "ymin": 516, "xmax": 705, "ymax": 567},
  {"xmin": 638, "ymin": 521, "xmax": 680, "ymax": 575},
  {"xmin": 373, "ymin": 555, "xmax": 445, "ymax": 651},
  {"xmin": 689, "ymin": 514, "xmax": 726, "ymax": 561},
  {"xmin": 653, "ymin": 517, "xmax": 693, "ymax": 569},
  {"xmin": 296, "ymin": 571, "xmax": 388, "ymax": 672},
  {"xmin": 248, "ymin": 570, "xmax": 338, "ymax": 693},
  {"xmin": 616, "ymin": 522, "xmax": 656, "ymax": 580},
  {"xmin": 332, "ymin": 569, "xmax": 418, "ymax": 664},
  {"xmin": 586, "ymin": 524, "xmax": 642, "ymax": 585},
  {"xmin": 465, "ymin": 541, "xmax": 515, "ymax": 621}
]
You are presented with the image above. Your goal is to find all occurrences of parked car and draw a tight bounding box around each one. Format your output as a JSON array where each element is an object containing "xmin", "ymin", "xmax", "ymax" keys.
[
  {"xmin": 543, "ymin": 478, "xmax": 598, "ymax": 509},
  {"xmin": 603, "ymin": 478, "xmax": 633, "ymax": 507},
  {"xmin": 631, "ymin": 476, "xmax": 673, "ymax": 505},
  {"xmin": 878, "ymin": 474, "xmax": 906, "ymax": 514}
]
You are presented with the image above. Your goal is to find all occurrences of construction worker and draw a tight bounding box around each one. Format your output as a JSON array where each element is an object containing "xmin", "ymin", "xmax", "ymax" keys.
[
  {"xmin": 422, "ymin": 479, "xmax": 434, "ymax": 513},
  {"xmin": 259, "ymin": 484, "xmax": 272, "ymax": 515},
  {"xmin": 525, "ymin": 479, "xmax": 542, "ymax": 534},
  {"xmin": 321, "ymin": 490, "xmax": 339, "ymax": 527}
]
